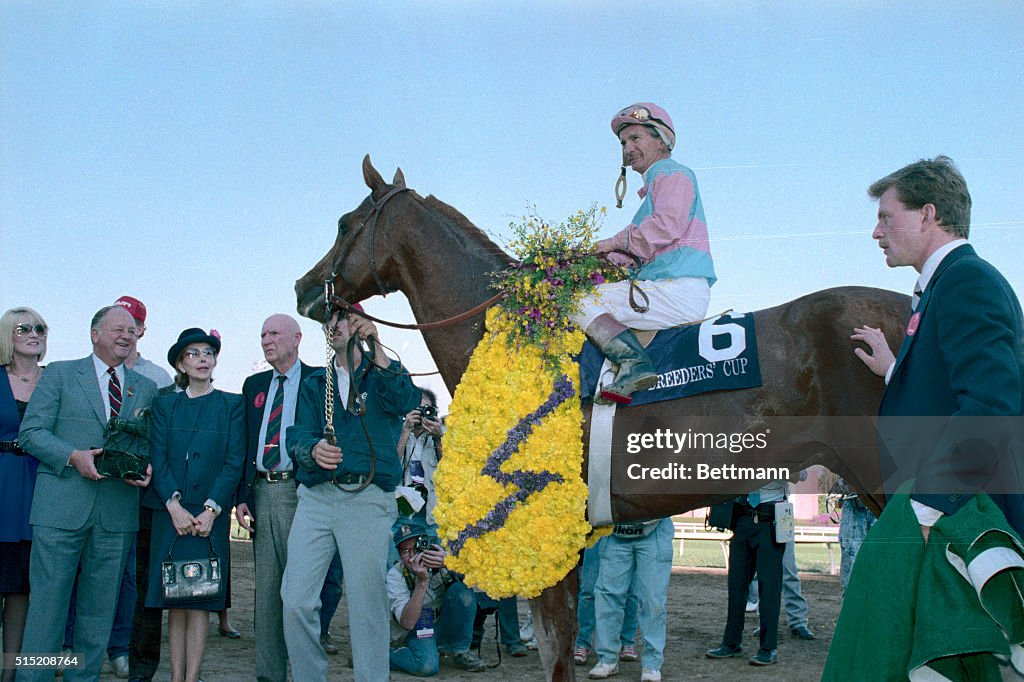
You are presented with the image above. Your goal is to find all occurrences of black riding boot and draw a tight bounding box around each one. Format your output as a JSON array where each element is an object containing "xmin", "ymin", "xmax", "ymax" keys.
[{"xmin": 586, "ymin": 313, "xmax": 658, "ymax": 404}]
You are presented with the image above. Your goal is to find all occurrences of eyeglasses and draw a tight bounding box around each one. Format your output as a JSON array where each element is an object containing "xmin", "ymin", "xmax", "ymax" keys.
[
  {"xmin": 399, "ymin": 548, "xmax": 416, "ymax": 558},
  {"xmin": 183, "ymin": 348, "xmax": 216, "ymax": 359},
  {"xmin": 14, "ymin": 324, "xmax": 48, "ymax": 337}
]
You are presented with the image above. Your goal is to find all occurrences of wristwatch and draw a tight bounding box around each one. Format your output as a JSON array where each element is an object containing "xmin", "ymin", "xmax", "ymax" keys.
[{"xmin": 204, "ymin": 504, "xmax": 219, "ymax": 517}]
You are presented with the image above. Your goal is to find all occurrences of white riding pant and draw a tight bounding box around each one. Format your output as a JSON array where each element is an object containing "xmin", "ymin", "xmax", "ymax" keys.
[{"xmin": 572, "ymin": 276, "xmax": 711, "ymax": 331}]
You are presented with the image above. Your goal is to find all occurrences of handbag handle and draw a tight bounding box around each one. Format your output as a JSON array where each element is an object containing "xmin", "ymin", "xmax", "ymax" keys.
[{"xmin": 163, "ymin": 535, "xmax": 219, "ymax": 564}]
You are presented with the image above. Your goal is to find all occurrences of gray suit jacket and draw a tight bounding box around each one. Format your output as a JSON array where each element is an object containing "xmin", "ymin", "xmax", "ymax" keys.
[{"xmin": 19, "ymin": 355, "xmax": 158, "ymax": 532}]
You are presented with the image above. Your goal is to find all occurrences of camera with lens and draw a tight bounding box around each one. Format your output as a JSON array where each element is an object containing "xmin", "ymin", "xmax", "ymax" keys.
[
  {"xmin": 416, "ymin": 404, "xmax": 438, "ymax": 421},
  {"xmin": 415, "ymin": 534, "xmax": 438, "ymax": 553}
]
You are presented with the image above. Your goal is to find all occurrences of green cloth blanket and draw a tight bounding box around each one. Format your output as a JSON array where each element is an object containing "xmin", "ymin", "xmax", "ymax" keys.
[{"xmin": 822, "ymin": 486, "xmax": 1024, "ymax": 681}]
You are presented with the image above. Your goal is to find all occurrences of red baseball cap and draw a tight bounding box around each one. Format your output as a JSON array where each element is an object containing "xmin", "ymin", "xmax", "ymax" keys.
[{"xmin": 114, "ymin": 296, "xmax": 147, "ymax": 324}]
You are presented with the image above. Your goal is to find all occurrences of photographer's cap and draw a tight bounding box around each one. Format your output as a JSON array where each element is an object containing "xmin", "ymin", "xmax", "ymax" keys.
[{"xmin": 394, "ymin": 517, "xmax": 428, "ymax": 547}]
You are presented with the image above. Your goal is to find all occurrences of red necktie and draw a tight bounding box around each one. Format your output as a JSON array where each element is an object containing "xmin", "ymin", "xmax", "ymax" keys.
[
  {"xmin": 262, "ymin": 375, "xmax": 286, "ymax": 470},
  {"xmin": 107, "ymin": 366, "xmax": 122, "ymax": 419}
]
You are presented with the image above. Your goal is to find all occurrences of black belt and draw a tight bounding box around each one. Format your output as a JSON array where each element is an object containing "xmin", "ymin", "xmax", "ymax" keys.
[
  {"xmin": 257, "ymin": 470, "xmax": 294, "ymax": 482},
  {"xmin": 736, "ymin": 502, "xmax": 778, "ymax": 521},
  {"xmin": 333, "ymin": 473, "xmax": 368, "ymax": 486}
]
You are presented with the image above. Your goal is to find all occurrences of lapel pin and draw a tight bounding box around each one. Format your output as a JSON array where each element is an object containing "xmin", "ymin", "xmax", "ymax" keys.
[
  {"xmin": 254, "ymin": 392, "xmax": 266, "ymax": 409},
  {"xmin": 906, "ymin": 312, "xmax": 921, "ymax": 337}
]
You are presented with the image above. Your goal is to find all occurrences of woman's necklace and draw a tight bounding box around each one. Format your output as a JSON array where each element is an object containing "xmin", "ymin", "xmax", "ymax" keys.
[
  {"xmin": 186, "ymin": 384, "xmax": 213, "ymax": 399},
  {"xmin": 7, "ymin": 366, "xmax": 40, "ymax": 383}
]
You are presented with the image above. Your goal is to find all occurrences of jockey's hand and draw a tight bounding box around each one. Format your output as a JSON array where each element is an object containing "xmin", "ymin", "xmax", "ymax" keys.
[{"xmin": 851, "ymin": 326, "xmax": 895, "ymax": 377}]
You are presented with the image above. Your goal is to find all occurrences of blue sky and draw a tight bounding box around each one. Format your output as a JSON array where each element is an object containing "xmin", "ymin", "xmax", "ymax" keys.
[{"xmin": 3, "ymin": 2, "xmax": 1022, "ymax": 410}]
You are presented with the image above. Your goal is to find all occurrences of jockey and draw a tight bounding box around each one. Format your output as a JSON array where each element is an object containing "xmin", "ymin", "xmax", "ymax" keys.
[{"xmin": 575, "ymin": 102, "xmax": 716, "ymax": 404}]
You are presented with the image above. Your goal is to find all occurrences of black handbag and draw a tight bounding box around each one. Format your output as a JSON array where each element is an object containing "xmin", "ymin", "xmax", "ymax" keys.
[{"xmin": 161, "ymin": 536, "xmax": 224, "ymax": 605}]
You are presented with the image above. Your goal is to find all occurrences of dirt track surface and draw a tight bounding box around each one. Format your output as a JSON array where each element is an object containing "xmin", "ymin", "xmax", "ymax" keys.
[{"xmin": 94, "ymin": 539, "xmax": 857, "ymax": 681}]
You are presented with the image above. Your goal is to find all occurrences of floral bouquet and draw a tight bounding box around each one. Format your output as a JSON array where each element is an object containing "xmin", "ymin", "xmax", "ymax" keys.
[{"xmin": 492, "ymin": 206, "xmax": 624, "ymax": 370}]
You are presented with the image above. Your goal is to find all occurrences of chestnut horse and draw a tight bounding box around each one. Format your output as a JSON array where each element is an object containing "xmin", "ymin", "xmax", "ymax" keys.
[{"xmin": 295, "ymin": 156, "xmax": 910, "ymax": 680}]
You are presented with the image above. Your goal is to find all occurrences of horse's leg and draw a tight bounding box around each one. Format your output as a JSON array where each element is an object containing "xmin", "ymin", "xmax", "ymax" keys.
[{"xmin": 529, "ymin": 570, "xmax": 578, "ymax": 681}]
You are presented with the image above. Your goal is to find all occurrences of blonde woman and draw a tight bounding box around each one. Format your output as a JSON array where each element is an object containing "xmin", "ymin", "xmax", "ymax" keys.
[{"xmin": 0, "ymin": 306, "xmax": 47, "ymax": 682}]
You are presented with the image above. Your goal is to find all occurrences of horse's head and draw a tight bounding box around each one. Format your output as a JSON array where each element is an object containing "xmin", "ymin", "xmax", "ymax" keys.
[{"xmin": 295, "ymin": 155, "xmax": 412, "ymax": 321}]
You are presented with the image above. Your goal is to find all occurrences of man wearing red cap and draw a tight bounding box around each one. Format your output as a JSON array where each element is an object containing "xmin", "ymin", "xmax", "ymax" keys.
[
  {"xmin": 114, "ymin": 296, "xmax": 172, "ymax": 390},
  {"xmin": 574, "ymin": 102, "xmax": 716, "ymax": 405}
]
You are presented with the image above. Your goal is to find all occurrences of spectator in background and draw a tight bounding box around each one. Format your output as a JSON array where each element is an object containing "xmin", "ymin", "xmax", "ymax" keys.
[
  {"xmin": 0, "ymin": 307, "xmax": 47, "ymax": 682},
  {"xmin": 574, "ymin": 539, "xmax": 640, "ymax": 666},
  {"xmin": 114, "ymin": 296, "xmax": 173, "ymax": 389},
  {"xmin": 835, "ymin": 478, "xmax": 876, "ymax": 597},
  {"xmin": 706, "ymin": 480, "xmax": 788, "ymax": 667},
  {"xmin": 143, "ymin": 328, "xmax": 244, "ymax": 682},
  {"xmin": 588, "ymin": 518, "xmax": 674, "ymax": 682}
]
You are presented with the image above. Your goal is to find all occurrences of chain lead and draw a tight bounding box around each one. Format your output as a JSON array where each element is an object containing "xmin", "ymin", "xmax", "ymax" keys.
[{"xmin": 322, "ymin": 321, "xmax": 337, "ymax": 446}]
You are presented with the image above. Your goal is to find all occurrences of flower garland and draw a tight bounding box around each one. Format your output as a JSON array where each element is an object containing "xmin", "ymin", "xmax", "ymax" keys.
[
  {"xmin": 434, "ymin": 308, "xmax": 592, "ymax": 598},
  {"xmin": 434, "ymin": 208, "xmax": 620, "ymax": 598}
]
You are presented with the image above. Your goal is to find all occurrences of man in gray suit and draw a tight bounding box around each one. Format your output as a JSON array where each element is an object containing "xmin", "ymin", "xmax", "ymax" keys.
[{"xmin": 18, "ymin": 305, "xmax": 157, "ymax": 681}]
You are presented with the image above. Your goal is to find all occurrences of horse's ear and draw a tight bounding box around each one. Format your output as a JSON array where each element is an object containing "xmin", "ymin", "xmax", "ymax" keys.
[
  {"xmin": 362, "ymin": 154, "xmax": 386, "ymax": 195},
  {"xmin": 393, "ymin": 167, "xmax": 406, "ymax": 188}
]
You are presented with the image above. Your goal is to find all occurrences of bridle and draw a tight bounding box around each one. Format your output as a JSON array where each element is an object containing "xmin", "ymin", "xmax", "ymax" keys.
[
  {"xmin": 321, "ymin": 183, "xmax": 503, "ymax": 332},
  {"xmin": 327, "ymin": 185, "xmax": 412, "ymax": 303}
]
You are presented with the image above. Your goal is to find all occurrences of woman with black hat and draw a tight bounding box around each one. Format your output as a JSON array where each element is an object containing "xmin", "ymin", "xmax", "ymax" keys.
[{"xmin": 143, "ymin": 328, "xmax": 244, "ymax": 682}]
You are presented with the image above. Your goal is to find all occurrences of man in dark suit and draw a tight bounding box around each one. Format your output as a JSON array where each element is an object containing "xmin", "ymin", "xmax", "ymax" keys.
[
  {"xmin": 233, "ymin": 314, "xmax": 315, "ymax": 682},
  {"xmin": 851, "ymin": 154, "xmax": 1024, "ymax": 538},
  {"xmin": 18, "ymin": 305, "xmax": 158, "ymax": 681}
]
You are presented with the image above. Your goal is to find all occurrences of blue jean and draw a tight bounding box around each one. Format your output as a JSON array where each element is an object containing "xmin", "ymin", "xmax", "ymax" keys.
[
  {"xmin": 839, "ymin": 499, "xmax": 876, "ymax": 595},
  {"xmin": 63, "ymin": 539, "xmax": 136, "ymax": 658},
  {"xmin": 576, "ymin": 538, "xmax": 639, "ymax": 649},
  {"xmin": 319, "ymin": 550, "xmax": 343, "ymax": 636},
  {"xmin": 594, "ymin": 519, "xmax": 673, "ymax": 670},
  {"xmin": 390, "ymin": 580, "xmax": 477, "ymax": 676}
]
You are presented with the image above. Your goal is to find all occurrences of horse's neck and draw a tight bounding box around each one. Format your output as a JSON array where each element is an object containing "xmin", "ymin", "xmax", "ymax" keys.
[{"xmin": 395, "ymin": 200, "xmax": 511, "ymax": 392}]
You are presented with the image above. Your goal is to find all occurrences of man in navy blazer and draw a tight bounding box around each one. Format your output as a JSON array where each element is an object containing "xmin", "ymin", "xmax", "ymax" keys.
[
  {"xmin": 18, "ymin": 305, "xmax": 158, "ymax": 681},
  {"xmin": 233, "ymin": 314, "xmax": 316, "ymax": 682},
  {"xmin": 852, "ymin": 155, "xmax": 1024, "ymax": 538}
]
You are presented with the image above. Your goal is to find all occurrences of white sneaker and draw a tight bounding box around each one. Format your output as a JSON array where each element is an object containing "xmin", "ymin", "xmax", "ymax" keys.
[
  {"xmin": 111, "ymin": 654, "xmax": 130, "ymax": 678},
  {"xmin": 588, "ymin": 661, "xmax": 619, "ymax": 679},
  {"xmin": 641, "ymin": 668, "xmax": 661, "ymax": 682},
  {"xmin": 745, "ymin": 599, "xmax": 759, "ymax": 612}
]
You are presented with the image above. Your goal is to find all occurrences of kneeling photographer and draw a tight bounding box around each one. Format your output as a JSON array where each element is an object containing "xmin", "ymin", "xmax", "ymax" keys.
[{"xmin": 387, "ymin": 519, "xmax": 485, "ymax": 675}]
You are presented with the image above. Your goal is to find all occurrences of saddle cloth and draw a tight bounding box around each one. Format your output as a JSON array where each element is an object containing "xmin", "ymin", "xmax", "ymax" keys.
[{"xmin": 578, "ymin": 312, "xmax": 763, "ymax": 405}]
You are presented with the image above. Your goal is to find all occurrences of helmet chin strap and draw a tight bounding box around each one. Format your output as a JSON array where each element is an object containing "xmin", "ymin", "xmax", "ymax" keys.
[{"xmin": 615, "ymin": 164, "xmax": 627, "ymax": 208}]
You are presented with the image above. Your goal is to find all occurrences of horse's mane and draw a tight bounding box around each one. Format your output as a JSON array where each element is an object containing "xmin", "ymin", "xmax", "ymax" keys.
[{"xmin": 423, "ymin": 194, "xmax": 513, "ymax": 265}]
